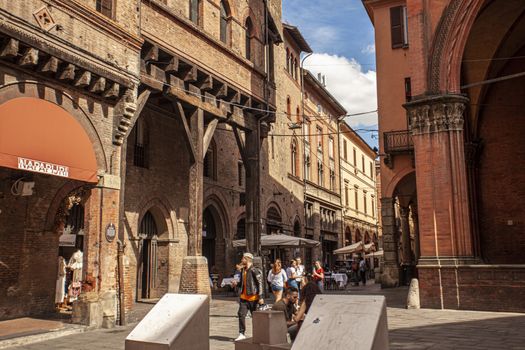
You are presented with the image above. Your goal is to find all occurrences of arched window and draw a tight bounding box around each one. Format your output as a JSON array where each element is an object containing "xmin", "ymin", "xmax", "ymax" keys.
[
  {"xmin": 236, "ymin": 218, "xmax": 246, "ymax": 239},
  {"xmin": 133, "ymin": 118, "xmax": 148, "ymax": 168},
  {"xmin": 140, "ymin": 211, "xmax": 158, "ymax": 237},
  {"xmin": 291, "ymin": 139, "xmax": 298, "ymax": 176},
  {"xmin": 288, "ymin": 55, "xmax": 295, "ymax": 79},
  {"xmin": 286, "ymin": 97, "xmax": 291, "ymax": 119},
  {"xmin": 293, "ymin": 220, "xmax": 301, "ymax": 237},
  {"xmin": 204, "ymin": 139, "xmax": 217, "ymax": 180},
  {"xmin": 219, "ymin": 1, "xmax": 229, "ymax": 44},
  {"xmin": 286, "ymin": 48, "xmax": 290, "ymax": 73},
  {"xmin": 189, "ymin": 0, "xmax": 200, "ymax": 25},
  {"xmin": 345, "ymin": 227, "xmax": 352, "ymax": 245},
  {"xmin": 296, "ymin": 106, "xmax": 301, "ymax": 122},
  {"xmin": 294, "ymin": 58, "xmax": 299, "ymax": 80},
  {"xmin": 245, "ymin": 17, "xmax": 253, "ymax": 60}
]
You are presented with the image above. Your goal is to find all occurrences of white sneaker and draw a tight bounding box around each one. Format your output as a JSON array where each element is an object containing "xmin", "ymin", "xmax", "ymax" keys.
[{"xmin": 235, "ymin": 333, "xmax": 246, "ymax": 341}]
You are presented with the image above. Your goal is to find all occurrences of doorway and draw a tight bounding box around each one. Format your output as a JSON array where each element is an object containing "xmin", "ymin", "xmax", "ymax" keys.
[
  {"xmin": 202, "ymin": 207, "xmax": 217, "ymax": 271},
  {"xmin": 138, "ymin": 211, "xmax": 158, "ymax": 300}
]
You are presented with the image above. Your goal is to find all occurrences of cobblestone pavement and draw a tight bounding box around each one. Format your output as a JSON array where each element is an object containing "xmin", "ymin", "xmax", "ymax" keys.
[{"xmin": 5, "ymin": 283, "xmax": 525, "ymax": 350}]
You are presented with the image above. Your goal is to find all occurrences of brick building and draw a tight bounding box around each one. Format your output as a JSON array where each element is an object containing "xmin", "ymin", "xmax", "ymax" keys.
[
  {"xmin": 0, "ymin": 0, "xmax": 282, "ymax": 325},
  {"xmin": 0, "ymin": 0, "xmax": 141, "ymax": 325},
  {"xmin": 340, "ymin": 123, "xmax": 379, "ymax": 249},
  {"xmin": 302, "ymin": 71, "xmax": 345, "ymax": 268},
  {"xmin": 0, "ymin": 0, "xmax": 380, "ymax": 327},
  {"xmin": 364, "ymin": 0, "xmax": 525, "ymax": 312}
]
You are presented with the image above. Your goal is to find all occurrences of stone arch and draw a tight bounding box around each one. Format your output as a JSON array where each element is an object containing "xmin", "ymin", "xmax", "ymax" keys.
[
  {"xmin": 203, "ymin": 194, "xmax": 230, "ymax": 275},
  {"xmin": 293, "ymin": 218, "xmax": 301, "ymax": 237},
  {"xmin": 241, "ymin": 7, "xmax": 261, "ymax": 39},
  {"xmin": 355, "ymin": 228, "xmax": 362, "ymax": 243},
  {"xmin": 427, "ymin": 0, "xmax": 485, "ymax": 93},
  {"xmin": 384, "ymin": 167, "xmax": 416, "ymax": 199},
  {"xmin": 44, "ymin": 181, "xmax": 92, "ymax": 232},
  {"xmin": 266, "ymin": 202, "xmax": 283, "ymax": 234},
  {"xmin": 137, "ymin": 196, "xmax": 176, "ymax": 239},
  {"xmin": 344, "ymin": 226, "xmax": 352, "ymax": 245},
  {"xmin": 0, "ymin": 81, "xmax": 108, "ymax": 173}
]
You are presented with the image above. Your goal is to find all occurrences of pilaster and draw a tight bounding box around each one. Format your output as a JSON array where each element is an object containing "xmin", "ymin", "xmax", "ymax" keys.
[{"xmin": 405, "ymin": 94, "xmax": 475, "ymax": 265}]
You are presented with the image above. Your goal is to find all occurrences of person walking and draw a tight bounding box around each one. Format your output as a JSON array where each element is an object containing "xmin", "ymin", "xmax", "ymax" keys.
[
  {"xmin": 359, "ymin": 257, "xmax": 367, "ymax": 285},
  {"xmin": 286, "ymin": 259, "xmax": 299, "ymax": 290},
  {"xmin": 267, "ymin": 259, "xmax": 288, "ymax": 302},
  {"xmin": 295, "ymin": 257, "xmax": 305, "ymax": 288},
  {"xmin": 231, "ymin": 252, "xmax": 264, "ymax": 341},
  {"xmin": 312, "ymin": 260, "xmax": 324, "ymax": 291}
]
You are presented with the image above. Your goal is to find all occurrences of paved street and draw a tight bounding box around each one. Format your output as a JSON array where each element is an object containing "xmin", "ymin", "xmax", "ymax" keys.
[{"xmin": 3, "ymin": 284, "xmax": 525, "ymax": 350}]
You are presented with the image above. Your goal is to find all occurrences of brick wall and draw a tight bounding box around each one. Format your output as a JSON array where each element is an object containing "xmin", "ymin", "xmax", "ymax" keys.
[
  {"xmin": 419, "ymin": 266, "xmax": 525, "ymax": 313},
  {"xmin": 477, "ymin": 50, "xmax": 525, "ymax": 264}
]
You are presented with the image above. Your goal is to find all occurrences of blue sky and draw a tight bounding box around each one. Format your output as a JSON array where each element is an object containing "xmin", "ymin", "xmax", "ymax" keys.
[{"xmin": 282, "ymin": 0, "xmax": 378, "ymax": 149}]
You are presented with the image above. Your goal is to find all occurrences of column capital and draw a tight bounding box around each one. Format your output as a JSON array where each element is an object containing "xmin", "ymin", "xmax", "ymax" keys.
[{"xmin": 404, "ymin": 94, "xmax": 469, "ymax": 135}]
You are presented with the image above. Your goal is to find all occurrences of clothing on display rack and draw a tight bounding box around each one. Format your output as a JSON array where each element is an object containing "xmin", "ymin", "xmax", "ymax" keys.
[{"xmin": 55, "ymin": 256, "xmax": 66, "ymax": 304}]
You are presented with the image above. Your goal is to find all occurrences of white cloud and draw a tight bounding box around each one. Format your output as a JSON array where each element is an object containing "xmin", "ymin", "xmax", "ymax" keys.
[
  {"xmin": 304, "ymin": 53, "xmax": 378, "ymax": 127},
  {"xmin": 309, "ymin": 26, "xmax": 339, "ymax": 51},
  {"xmin": 361, "ymin": 44, "xmax": 375, "ymax": 54}
]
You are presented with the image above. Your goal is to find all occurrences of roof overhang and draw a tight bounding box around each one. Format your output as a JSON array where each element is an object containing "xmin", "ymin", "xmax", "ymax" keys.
[{"xmin": 283, "ymin": 24, "xmax": 313, "ymax": 53}]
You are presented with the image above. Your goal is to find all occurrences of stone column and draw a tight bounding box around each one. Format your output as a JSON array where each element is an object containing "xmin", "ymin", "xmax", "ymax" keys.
[
  {"xmin": 244, "ymin": 129, "xmax": 260, "ymax": 255},
  {"xmin": 179, "ymin": 108, "xmax": 211, "ymax": 296},
  {"xmin": 399, "ymin": 206, "xmax": 412, "ymax": 265},
  {"xmin": 405, "ymin": 95, "xmax": 476, "ymax": 265},
  {"xmin": 411, "ymin": 204, "xmax": 420, "ymax": 264},
  {"xmin": 380, "ymin": 197, "xmax": 399, "ymax": 287},
  {"xmin": 73, "ymin": 185, "xmax": 119, "ymax": 328}
]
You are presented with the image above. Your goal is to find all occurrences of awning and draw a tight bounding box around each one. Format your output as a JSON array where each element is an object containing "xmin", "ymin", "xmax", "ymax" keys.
[
  {"xmin": 364, "ymin": 242, "xmax": 376, "ymax": 253},
  {"xmin": 333, "ymin": 241, "xmax": 364, "ymax": 255},
  {"xmin": 232, "ymin": 234, "xmax": 320, "ymax": 249},
  {"xmin": 0, "ymin": 97, "xmax": 98, "ymax": 182},
  {"xmin": 365, "ymin": 250, "xmax": 383, "ymax": 258}
]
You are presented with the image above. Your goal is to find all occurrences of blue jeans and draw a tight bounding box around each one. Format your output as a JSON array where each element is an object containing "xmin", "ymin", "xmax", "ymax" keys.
[
  {"xmin": 317, "ymin": 280, "xmax": 324, "ymax": 291},
  {"xmin": 287, "ymin": 279, "xmax": 298, "ymax": 290}
]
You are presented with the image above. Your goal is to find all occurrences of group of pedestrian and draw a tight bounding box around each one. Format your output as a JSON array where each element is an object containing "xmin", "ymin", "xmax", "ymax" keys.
[
  {"xmin": 267, "ymin": 257, "xmax": 310, "ymax": 302},
  {"xmin": 232, "ymin": 253, "xmax": 324, "ymax": 342}
]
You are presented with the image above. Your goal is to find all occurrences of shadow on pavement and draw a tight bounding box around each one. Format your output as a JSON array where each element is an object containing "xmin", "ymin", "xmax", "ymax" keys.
[{"xmin": 389, "ymin": 314, "xmax": 525, "ymax": 350}]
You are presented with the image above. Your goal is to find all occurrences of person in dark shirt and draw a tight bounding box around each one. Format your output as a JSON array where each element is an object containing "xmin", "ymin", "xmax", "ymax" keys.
[{"xmin": 271, "ymin": 287, "xmax": 299, "ymax": 340}]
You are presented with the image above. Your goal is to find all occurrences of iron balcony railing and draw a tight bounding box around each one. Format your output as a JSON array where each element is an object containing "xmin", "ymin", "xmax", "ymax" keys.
[{"xmin": 384, "ymin": 130, "xmax": 414, "ymax": 153}]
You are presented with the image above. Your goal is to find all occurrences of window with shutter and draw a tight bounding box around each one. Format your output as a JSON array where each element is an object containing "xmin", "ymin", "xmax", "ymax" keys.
[
  {"xmin": 96, "ymin": 0, "xmax": 113, "ymax": 18},
  {"xmin": 245, "ymin": 17, "xmax": 253, "ymax": 60},
  {"xmin": 220, "ymin": 1, "xmax": 229, "ymax": 44},
  {"xmin": 190, "ymin": 0, "xmax": 200, "ymax": 25},
  {"xmin": 390, "ymin": 6, "xmax": 408, "ymax": 49}
]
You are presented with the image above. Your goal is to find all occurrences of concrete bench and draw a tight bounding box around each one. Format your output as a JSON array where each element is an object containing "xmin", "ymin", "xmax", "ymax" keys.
[{"xmin": 125, "ymin": 294, "xmax": 209, "ymax": 350}]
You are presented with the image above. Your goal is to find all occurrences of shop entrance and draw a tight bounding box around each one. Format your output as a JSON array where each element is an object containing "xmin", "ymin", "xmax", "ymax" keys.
[{"xmin": 56, "ymin": 196, "xmax": 87, "ymax": 316}]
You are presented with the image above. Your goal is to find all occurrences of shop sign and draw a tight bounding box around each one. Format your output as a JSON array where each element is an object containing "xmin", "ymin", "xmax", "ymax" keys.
[
  {"xmin": 59, "ymin": 226, "xmax": 76, "ymax": 247},
  {"xmin": 105, "ymin": 223, "xmax": 116, "ymax": 242},
  {"xmin": 18, "ymin": 157, "xmax": 69, "ymax": 178}
]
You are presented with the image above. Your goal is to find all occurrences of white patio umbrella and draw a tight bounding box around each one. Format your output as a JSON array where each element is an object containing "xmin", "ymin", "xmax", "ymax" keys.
[
  {"xmin": 232, "ymin": 234, "xmax": 320, "ymax": 248},
  {"xmin": 365, "ymin": 249, "xmax": 384, "ymax": 258},
  {"xmin": 333, "ymin": 241, "xmax": 364, "ymax": 255}
]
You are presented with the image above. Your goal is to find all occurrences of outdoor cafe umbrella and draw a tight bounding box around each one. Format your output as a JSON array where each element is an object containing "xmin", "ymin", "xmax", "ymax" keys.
[
  {"xmin": 365, "ymin": 249, "xmax": 383, "ymax": 258},
  {"xmin": 333, "ymin": 241, "xmax": 364, "ymax": 255},
  {"xmin": 232, "ymin": 234, "xmax": 320, "ymax": 248},
  {"xmin": 333, "ymin": 241, "xmax": 376, "ymax": 255}
]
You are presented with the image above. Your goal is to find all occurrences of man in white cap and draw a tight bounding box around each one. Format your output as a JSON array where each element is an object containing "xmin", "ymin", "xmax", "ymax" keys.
[{"xmin": 232, "ymin": 252, "xmax": 264, "ymax": 341}]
